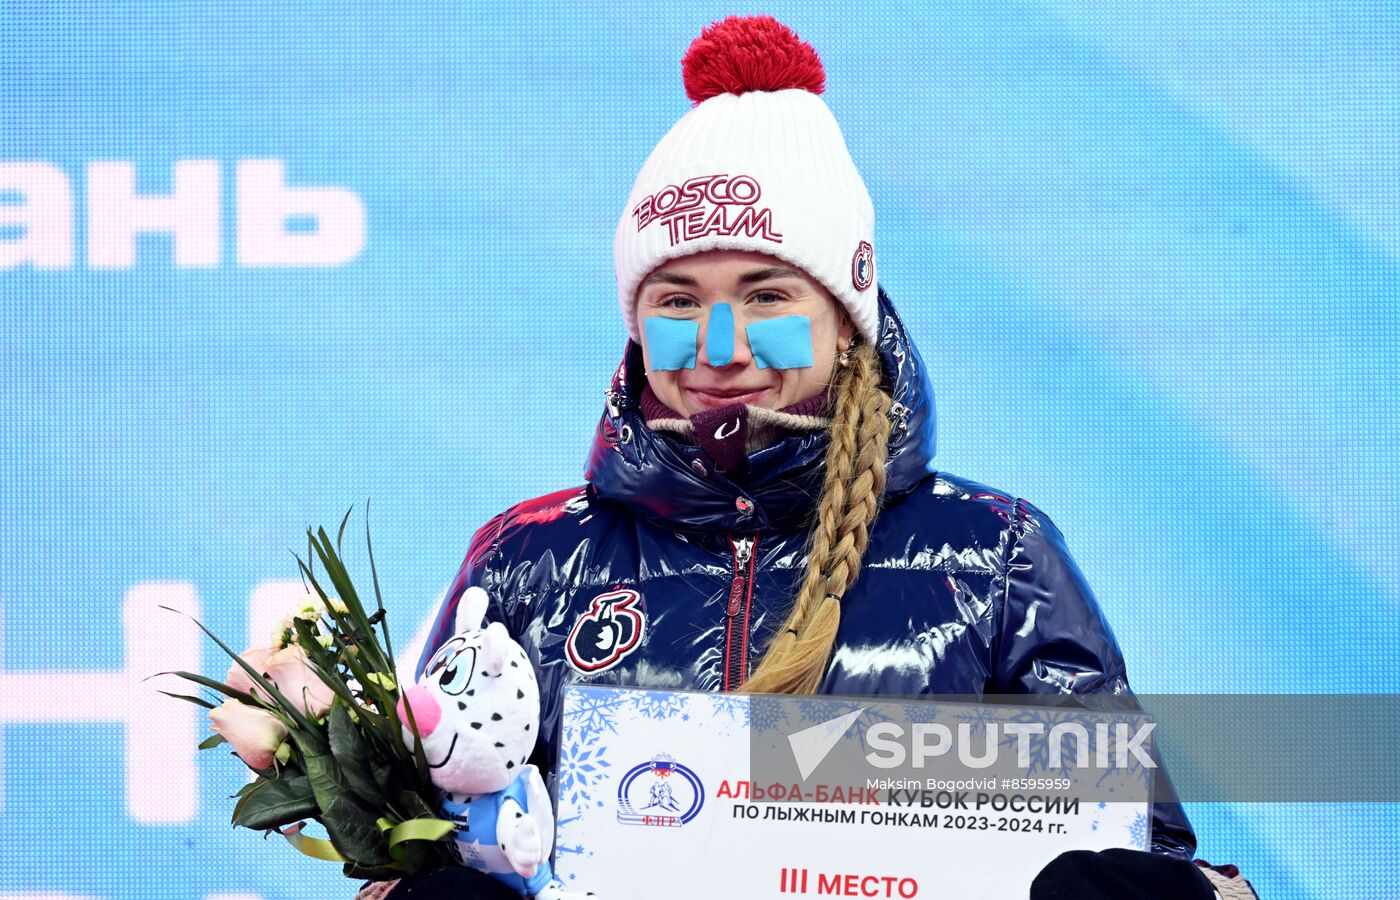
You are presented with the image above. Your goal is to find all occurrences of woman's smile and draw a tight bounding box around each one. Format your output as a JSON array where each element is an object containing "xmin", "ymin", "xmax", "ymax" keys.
[{"xmin": 683, "ymin": 383, "xmax": 774, "ymax": 410}]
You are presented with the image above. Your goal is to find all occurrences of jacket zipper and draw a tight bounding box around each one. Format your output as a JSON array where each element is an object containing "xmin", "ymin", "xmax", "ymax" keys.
[{"xmin": 724, "ymin": 533, "xmax": 759, "ymax": 691}]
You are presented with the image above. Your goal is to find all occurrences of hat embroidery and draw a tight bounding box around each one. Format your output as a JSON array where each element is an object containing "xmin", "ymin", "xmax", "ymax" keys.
[
  {"xmin": 852, "ymin": 241, "xmax": 874, "ymax": 291},
  {"xmin": 632, "ymin": 173, "xmax": 782, "ymax": 247}
]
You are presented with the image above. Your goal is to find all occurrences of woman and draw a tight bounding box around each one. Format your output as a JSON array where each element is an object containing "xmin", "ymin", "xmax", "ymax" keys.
[{"xmin": 393, "ymin": 16, "xmax": 1255, "ymax": 900}]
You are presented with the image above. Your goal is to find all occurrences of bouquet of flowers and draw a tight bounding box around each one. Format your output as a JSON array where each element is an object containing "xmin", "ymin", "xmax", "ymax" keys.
[{"xmin": 161, "ymin": 509, "xmax": 456, "ymax": 880}]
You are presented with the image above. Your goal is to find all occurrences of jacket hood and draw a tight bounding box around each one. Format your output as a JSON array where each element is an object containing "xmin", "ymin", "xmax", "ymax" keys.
[{"xmin": 584, "ymin": 287, "xmax": 936, "ymax": 532}]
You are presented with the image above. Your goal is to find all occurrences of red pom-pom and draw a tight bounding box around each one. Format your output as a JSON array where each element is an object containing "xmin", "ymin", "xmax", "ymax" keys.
[{"xmin": 681, "ymin": 16, "xmax": 825, "ymax": 104}]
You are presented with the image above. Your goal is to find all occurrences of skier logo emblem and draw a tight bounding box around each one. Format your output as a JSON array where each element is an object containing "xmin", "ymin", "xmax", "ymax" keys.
[
  {"xmin": 566, "ymin": 588, "xmax": 646, "ymax": 674},
  {"xmin": 616, "ymin": 753, "xmax": 705, "ymax": 827}
]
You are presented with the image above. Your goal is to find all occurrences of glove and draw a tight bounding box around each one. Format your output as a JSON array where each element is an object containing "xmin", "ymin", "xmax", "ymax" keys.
[
  {"xmin": 375, "ymin": 867, "xmax": 526, "ymax": 900},
  {"xmin": 1030, "ymin": 848, "xmax": 1218, "ymax": 899},
  {"xmin": 1195, "ymin": 859, "xmax": 1262, "ymax": 899}
]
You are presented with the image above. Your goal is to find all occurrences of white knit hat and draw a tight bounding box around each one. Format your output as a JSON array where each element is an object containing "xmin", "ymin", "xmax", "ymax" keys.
[{"xmin": 614, "ymin": 16, "xmax": 878, "ymax": 344}]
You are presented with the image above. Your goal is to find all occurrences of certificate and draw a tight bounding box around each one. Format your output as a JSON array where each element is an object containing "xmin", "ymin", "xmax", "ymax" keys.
[{"xmin": 552, "ymin": 686, "xmax": 1154, "ymax": 899}]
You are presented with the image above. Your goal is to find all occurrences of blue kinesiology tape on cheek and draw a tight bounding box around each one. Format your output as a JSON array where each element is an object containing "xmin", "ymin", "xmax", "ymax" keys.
[
  {"xmin": 706, "ymin": 303, "xmax": 735, "ymax": 366},
  {"xmin": 643, "ymin": 316, "xmax": 700, "ymax": 370},
  {"xmin": 746, "ymin": 315, "xmax": 815, "ymax": 370}
]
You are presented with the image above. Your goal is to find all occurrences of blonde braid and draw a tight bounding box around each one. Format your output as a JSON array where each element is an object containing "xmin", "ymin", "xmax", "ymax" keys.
[{"xmin": 741, "ymin": 340, "xmax": 892, "ymax": 695}]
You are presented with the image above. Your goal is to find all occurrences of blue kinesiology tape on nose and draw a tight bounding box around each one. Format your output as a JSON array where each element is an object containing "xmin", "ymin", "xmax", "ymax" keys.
[
  {"xmin": 643, "ymin": 316, "xmax": 700, "ymax": 370},
  {"xmin": 746, "ymin": 315, "xmax": 815, "ymax": 370},
  {"xmin": 706, "ymin": 303, "xmax": 735, "ymax": 366}
]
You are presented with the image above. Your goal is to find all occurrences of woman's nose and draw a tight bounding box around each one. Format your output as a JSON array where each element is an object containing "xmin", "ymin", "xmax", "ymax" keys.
[{"xmin": 698, "ymin": 303, "xmax": 753, "ymax": 368}]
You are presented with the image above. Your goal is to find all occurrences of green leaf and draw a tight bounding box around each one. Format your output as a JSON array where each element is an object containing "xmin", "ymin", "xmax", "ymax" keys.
[
  {"xmin": 385, "ymin": 817, "xmax": 455, "ymax": 846},
  {"xmin": 231, "ymin": 776, "xmax": 268, "ymax": 820},
  {"xmin": 232, "ymin": 774, "xmax": 319, "ymax": 830},
  {"xmin": 320, "ymin": 791, "xmax": 393, "ymax": 867},
  {"xmin": 312, "ymin": 527, "xmax": 362, "ymax": 614},
  {"xmin": 198, "ymin": 734, "xmax": 227, "ymax": 750},
  {"xmin": 337, "ymin": 504, "xmax": 354, "ymax": 555},
  {"xmin": 158, "ymin": 689, "xmax": 217, "ymax": 710},
  {"xmin": 397, "ymin": 790, "xmax": 439, "ymax": 821},
  {"xmin": 327, "ymin": 634, "xmax": 400, "ymax": 729},
  {"xmin": 328, "ymin": 702, "xmax": 388, "ymax": 807},
  {"xmin": 301, "ymin": 746, "xmax": 351, "ymax": 816},
  {"xmin": 379, "ymin": 805, "xmax": 455, "ymax": 877},
  {"xmin": 293, "ymin": 547, "xmax": 313, "ymax": 595},
  {"xmin": 310, "ymin": 528, "xmax": 388, "ymax": 670},
  {"xmin": 294, "ymin": 553, "xmax": 332, "ymax": 610},
  {"xmin": 166, "ymin": 671, "xmax": 263, "ymax": 709},
  {"xmin": 363, "ymin": 500, "xmax": 395, "ymax": 666},
  {"xmin": 371, "ymin": 759, "xmax": 410, "ymax": 810}
]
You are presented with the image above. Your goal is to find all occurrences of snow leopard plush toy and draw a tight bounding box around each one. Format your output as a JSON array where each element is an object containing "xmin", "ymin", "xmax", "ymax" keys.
[{"xmin": 398, "ymin": 587, "xmax": 590, "ymax": 899}]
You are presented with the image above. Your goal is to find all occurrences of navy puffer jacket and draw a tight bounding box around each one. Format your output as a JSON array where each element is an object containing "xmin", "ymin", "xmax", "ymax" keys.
[{"xmin": 417, "ymin": 288, "xmax": 1196, "ymax": 858}]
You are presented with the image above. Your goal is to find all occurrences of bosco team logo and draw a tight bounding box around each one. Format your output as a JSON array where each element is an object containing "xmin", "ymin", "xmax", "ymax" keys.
[{"xmin": 631, "ymin": 172, "xmax": 783, "ymax": 247}]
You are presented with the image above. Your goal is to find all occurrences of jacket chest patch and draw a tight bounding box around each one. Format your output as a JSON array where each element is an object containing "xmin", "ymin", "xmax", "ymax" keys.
[{"xmin": 565, "ymin": 588, "xmax": 646, "ymax": 674}]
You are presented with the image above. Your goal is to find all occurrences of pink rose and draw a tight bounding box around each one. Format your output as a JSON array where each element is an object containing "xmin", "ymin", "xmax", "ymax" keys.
[
  {"xmin": 226, "ymin": 647, "xmax": 273, "ymax": 698},
  {"xmin": 209, "ymin": 700, "xmax": 289, "ymax": 771},
  {"xmin": 262, "ymin": 644, "xmax": 336, "ymax": 718}
]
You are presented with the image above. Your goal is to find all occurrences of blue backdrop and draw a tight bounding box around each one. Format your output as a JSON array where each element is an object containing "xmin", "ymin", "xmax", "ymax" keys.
[{"xmin": 2, "ymin": 3, "xmax": 1396, "ymax": 897}]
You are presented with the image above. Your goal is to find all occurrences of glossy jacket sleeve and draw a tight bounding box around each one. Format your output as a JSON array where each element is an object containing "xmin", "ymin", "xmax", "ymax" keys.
[
  {"xmin": 992, "ymin": 498, "xmax": 1197, "ymax": 860},
  {"xmin": 413, "ymin": 510, "xmax": 509, "ymax": 680}
]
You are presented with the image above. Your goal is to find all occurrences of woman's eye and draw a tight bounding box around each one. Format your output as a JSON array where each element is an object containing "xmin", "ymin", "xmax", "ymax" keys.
[
  {"xmin": 662, "ymin": 295, "xmax": 699, "ymax": 310},
  {"xmin": 750, "ymin": 291, "xmax": 785, "ymax": 305}
]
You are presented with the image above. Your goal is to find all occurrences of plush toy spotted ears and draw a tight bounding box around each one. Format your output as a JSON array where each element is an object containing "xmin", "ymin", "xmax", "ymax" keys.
[{"xmin": 400, "ymin": 587, "xmax": 595, "ymax": 899}]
